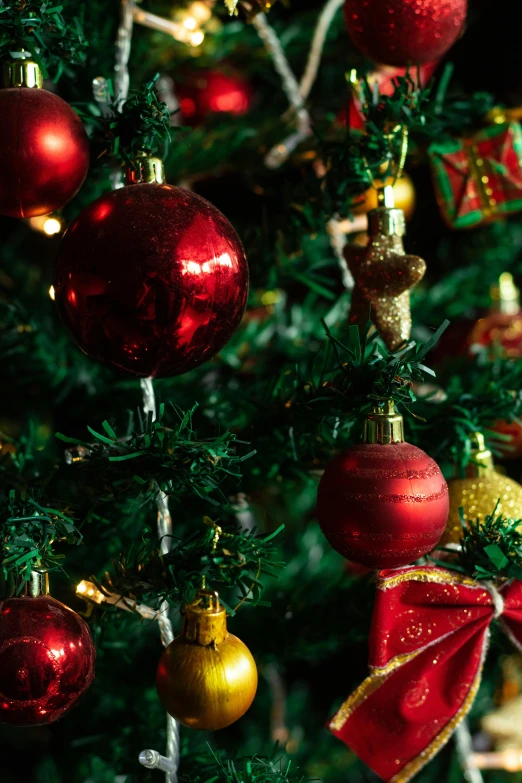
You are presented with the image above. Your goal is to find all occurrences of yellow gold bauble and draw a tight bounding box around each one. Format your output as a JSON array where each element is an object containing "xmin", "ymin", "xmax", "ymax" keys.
[
  {"xmin": 441, "ymin": 433, "xmax": 522, "ymax": 545},
  {"xmin": 351, "ymin": 173, "xmax": 416, "ymax": 221},
  {"xmin": 156, "ymin": 590, "xmax": 258, "ymax": 730}
]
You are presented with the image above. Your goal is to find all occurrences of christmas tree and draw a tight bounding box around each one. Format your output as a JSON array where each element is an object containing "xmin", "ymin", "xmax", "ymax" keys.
[{"xmin": 4, "ymin": 0, "xmax": 522, "ymax": 781}]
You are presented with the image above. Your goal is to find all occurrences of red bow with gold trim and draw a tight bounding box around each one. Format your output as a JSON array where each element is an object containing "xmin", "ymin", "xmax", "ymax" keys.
[{"xmin": 329, "ymin": 566, "xmax": 522, "ymax": 782}]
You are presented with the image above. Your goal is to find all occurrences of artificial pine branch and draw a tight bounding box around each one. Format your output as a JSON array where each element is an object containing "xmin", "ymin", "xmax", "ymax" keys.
[
  {"xmin": 0, "ymin": 0, "xmax": 87, "ymax": 79},
  {"xmin": 1, "ymin": 491, "xmax": 81, "ymax": 588},
  {"xmin": 179, "ymin": 747, "xmax": 306, "ymax": 783},
  {"xmin": 84, "ymin": 75, "xmax": 180, "ymax": 164},
  {"xmin": 436, "ymin": 506, "xmax": 522, "ymax": 582},
  {"xmin": 93, "ymin": 518, "xmax": 284, "ymax": 611},
  {"xmin": 410, "ymin": 347, "xmax": 522, "ymax": 473},
  {"xmin": 298, "ymin": 319, "xmax": 449, "ymax": 420},
  {"xmin": 57, "ymin": 403, "xmax": 255, "ymax": 506}
]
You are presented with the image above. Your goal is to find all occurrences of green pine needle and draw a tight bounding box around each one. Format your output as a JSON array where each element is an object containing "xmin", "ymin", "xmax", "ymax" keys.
[
  {"xmin": 1, "ymin": 491, "xmax": 81, "ymax": 590},
  {"xmin": 56, "ymin": 403, "xmax": 254, "ymax": 506},
  {"xmin": 410, "ymin": 347, "xmax": 522, "ymax": 475},
  {"xmin": 441, "ymin": 504, "xmax": 522, "ymax": 582},
  {"xmin": 83, "ymin": 75, "xmax": 177, "ymax": 163},
  {"xmin": 179, "ymin": 747, "xmax": 307, "ymax": 783},
  {"xmin": 94, "ymin": 518, "xmax": 284, "ymax": 610},
  {"xmin": 0, "ymin": 0, "xmax": 87, "ymax": 80}
]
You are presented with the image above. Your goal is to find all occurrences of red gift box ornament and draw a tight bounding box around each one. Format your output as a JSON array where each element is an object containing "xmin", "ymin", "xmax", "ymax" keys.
[
  {"xmin": 328, "ymin": 565, "xmax": 522, "ymax": 782},
  {"xmin": 429, "ymin": 122, "xmax": 522, "ymax": 229}
]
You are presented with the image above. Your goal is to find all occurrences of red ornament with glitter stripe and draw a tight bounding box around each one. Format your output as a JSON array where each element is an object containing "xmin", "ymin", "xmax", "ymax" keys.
[{"xmin": 317, "ymin": 402, "xmax": 448, "ymax": 569}]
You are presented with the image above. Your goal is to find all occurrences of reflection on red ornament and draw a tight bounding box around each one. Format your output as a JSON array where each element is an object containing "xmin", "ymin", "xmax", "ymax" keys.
[
  {"xmin": 178, "ymin": 71, "xmax": 252, "ymax": 125},
  {"xmin": 0, "ymin": 595, "xmax": 95, "ymax": 726},
  {"xmin": 0, "ymin": 87, "xmax": 89, "ymax": 218},
  {"xmin": 54, "ymin": 183, "xmax": 249, "ymax": 378}
]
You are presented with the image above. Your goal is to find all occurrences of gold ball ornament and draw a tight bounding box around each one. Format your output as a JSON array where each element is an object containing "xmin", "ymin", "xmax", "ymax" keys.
[
  {"xmin": 352, "ymin": 173, "xmax": 416, "ymax": 222},
  {"xmin": 156, "ymin": 591, "xmax": 257, "ymax": 731},
  {"xmin": 440, "ymin": 433, "xmax": 522, "ymax": 545}
]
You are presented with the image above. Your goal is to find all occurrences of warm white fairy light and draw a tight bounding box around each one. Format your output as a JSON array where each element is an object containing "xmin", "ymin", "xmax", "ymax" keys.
[
  {"xmin": 76, "ymin": 580, "xmax": 106, "ymax": 605},
  {"xmin": 132, "ymin": 4, "xmax": 205, "ymax": 47},
  {"xmin": 48, "ymin": 285, "xmax": 56, "ymax": 301},
  {"xmin": 29, "ymin": 215, "xmax": 64, "ymax": 236},
  {"xmin": 470, "ymin": 751, "xmax": 522, "ymax": 771}
]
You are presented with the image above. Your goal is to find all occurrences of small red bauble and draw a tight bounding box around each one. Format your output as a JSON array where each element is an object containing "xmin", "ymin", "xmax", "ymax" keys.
[
  {"xmin": 178, "ymin": 70, "xmax": 252, "ymax": 125},
  {"xmin": 0, "ymin": 595, "xmax": 95, "ymax": 726},
  {"xmin": 54, "ymin": 167, "xmax": 248, "ymax": 378},
  {"xmin": 317, "ymin": 407, "xmax": 449, "ymax": 569},
  {"xmin": 343, "ymin": 0, "xmax": 467, "ymax": 66},
  {"xmin": 0, "ymin": 85, "xmax": 89, "ymax": 218},
  {"xmin": 468, "ymin": 312, "xmax": 522, "ymax": 357}
]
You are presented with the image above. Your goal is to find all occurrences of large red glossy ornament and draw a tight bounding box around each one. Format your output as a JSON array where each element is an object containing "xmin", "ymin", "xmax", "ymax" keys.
[
  {"xmin": 54, "ymin": 157, "xmax": 248, "ymax": 378},
  {"xmin": 317, "ymin": 402, "xmax": 449, "ymax": 569},
  {"xmin": 0, "ymin": 594, "xmax": 95, "ymax": 726},
  {"xmin": 0, "ymin": 60, "xmax": 89, "ymax": 218},
  {"xmin": 343, "ymin": 0, "xmax": 467, "ymax": 66}
]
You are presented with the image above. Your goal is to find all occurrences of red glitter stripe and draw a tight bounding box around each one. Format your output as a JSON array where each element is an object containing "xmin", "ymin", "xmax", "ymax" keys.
[
  {"xmin": 329, "ymin": 530, "xmax": 442, "ymax": 543},
  {"xmin": 343, "ymin": 462, "xmax": 443, "ymax": 480},
  {"xmin": 338, "ymin": 486, "xmax": 448, "ymax": 504}
]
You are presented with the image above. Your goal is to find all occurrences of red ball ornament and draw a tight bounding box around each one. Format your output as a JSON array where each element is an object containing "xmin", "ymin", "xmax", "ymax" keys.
[
  {"xmin": 343, "ymin": 0, "xmax": 467, "ymax": 66},
  {"xmin": 0, "ymin": 594, "xmax": 95, "ymax": 725},
  {"xmin": 0, "ymin": 60, "xmax": 89, "ymax": 218},
  {"xmin": 54, "ymin": 157, "xmax": 248, "ymax": 378},
  {"xmin": 317, "ymin": 403, "xmax": 449, "ymax": 568},
  {"xmin": 178, "ymin": 70, "xmax": 252, "ymax": 125}
]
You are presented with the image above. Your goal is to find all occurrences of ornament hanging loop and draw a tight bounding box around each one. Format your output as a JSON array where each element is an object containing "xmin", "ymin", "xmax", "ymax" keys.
[{"xmin": 193, "ymin": 588, "xmax": 222, "ymax": 613}]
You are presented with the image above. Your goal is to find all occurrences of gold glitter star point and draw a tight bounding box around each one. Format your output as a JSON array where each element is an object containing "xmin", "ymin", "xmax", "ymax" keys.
[{"xmin": 223, "ymin": 0, "xmax": 239, "ymax": 15}]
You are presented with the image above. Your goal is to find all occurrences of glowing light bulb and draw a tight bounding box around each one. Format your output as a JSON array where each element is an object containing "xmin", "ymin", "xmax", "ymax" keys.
[
  {"xmin": 48, "ymin": 285, "xmax": 56, "ymax": 301},
  {"xmin": 189, "ymin": 1, "xmax": 212, "ymax": 22},
  {"xmin": 76, "ymin": 580, "xmax": 106, "ymax": 605},
  {"xmin": 29, "ymin": 214, "xmax": 64, "ymax": 236},
  {"xmin": 183, "ymin": 16, "xmax": 198, "ymax": 29},
  {"xmin": 190, "ymin": 30, "xmax": 205, "ymax": 46},
  {"xmin": 43, "ymin": 217, "xmax": 62, "ymax": 235}
]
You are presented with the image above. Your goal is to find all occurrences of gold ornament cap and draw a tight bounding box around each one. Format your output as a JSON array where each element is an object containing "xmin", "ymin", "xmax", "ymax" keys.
[
  {"xmin": 182, "ymin": 590, "xmax": 227, "ymax": 646},
  {"xmin": 490, "ymin": 272, "xmax": 520, "ymax": 316},
  {"xmin": 465, "ymin": 432, "xmax": 494, "ymax": 477},
  {"xmin": 2, "ymin": 57, "xmax": 43, "ymax": 89},
  {"xmin": 363, "ymin": 400, "xmax": 404, "ymax": 445},
  {"xmin": 6, "ymin": 567, "xmax": 50, "ymax": 598},
  {"xmin": 368, "ymin": 207, "xmax": 406, "ymax": 238},
  {"xmin": 125, "ymin": 154, "xmax": 166, "ymax": 186},
  {"xmin": 28, "ymin": 568, "xmax": 50, "ymax": 597}
]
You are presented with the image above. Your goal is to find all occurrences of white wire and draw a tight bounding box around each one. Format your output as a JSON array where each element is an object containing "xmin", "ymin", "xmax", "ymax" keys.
[
  {"xmin": 140, "ymin": 379, "xmax": 180, "ymax": 783},
  {"xmin": 299, "ymin": 0, "xmax": 344, "ymax": 100},
  {"xmin": 455, "ymin": 720, "xmax": 485, "ymax": 783},
  {"xmin": 252, "ymin": 2, "xmax": 355, "ymax": 289},
  {"xmin": 326, "ymin": 218, "xmax": 354, "ymax": 290},
  {"xmin": 258, "ymin": 0, "xmax": 343, "ymax": 168},
  {"xmin": 251, "ymin": 13, "xmax": 306, "ymax": 113},
  {"xmin": 114, "ymin": 0, "xmax": 133, "ymax": 108}
]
